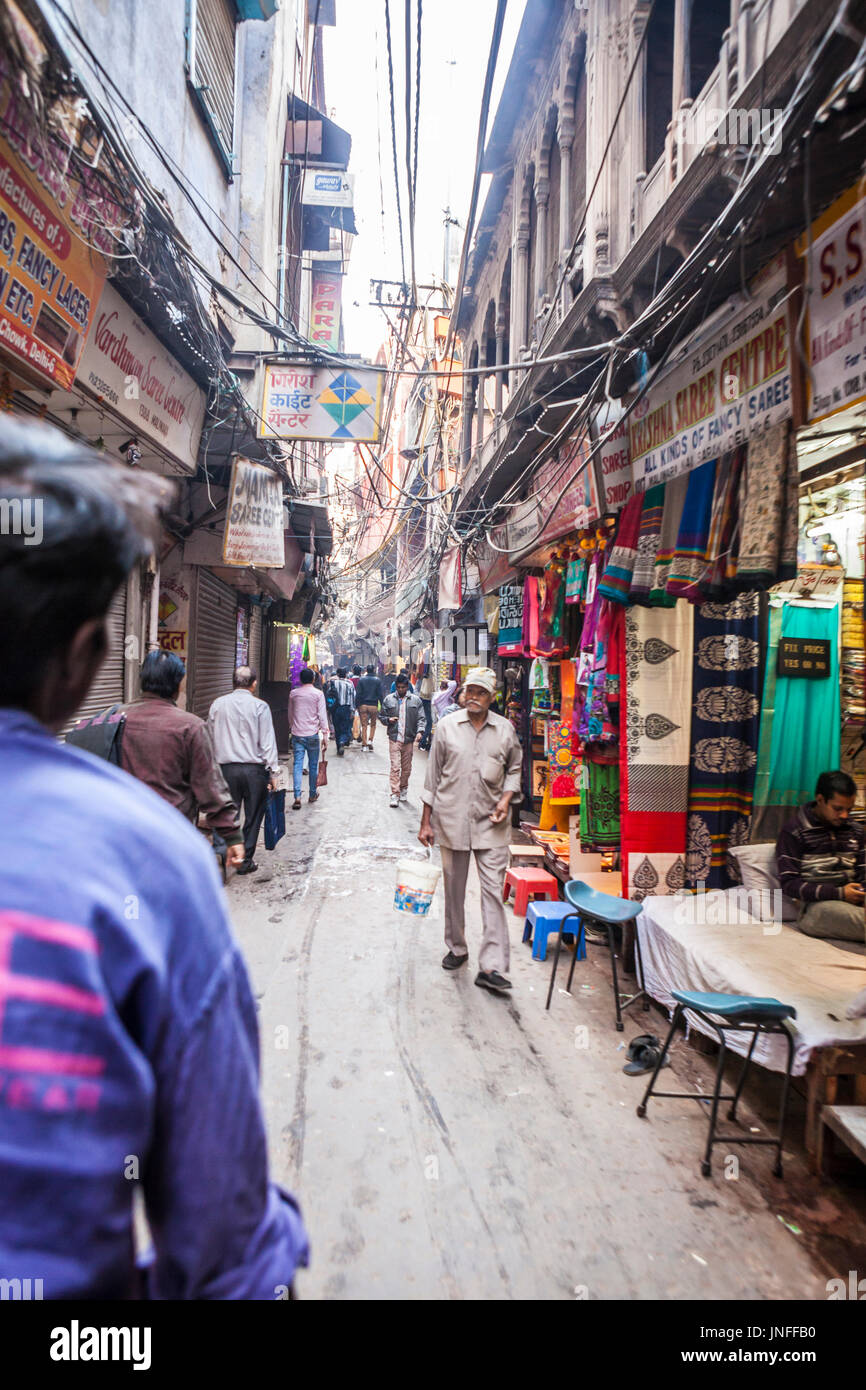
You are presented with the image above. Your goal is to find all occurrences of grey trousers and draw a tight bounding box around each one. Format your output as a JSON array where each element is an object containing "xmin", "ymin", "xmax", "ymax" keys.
[
  {"xmin": 797, "ymin": 899, "xmax": 865, "ymax": 943},
  {"xmin": 440, "ymin": 844, "xmax": 510, "ymax": 974}
]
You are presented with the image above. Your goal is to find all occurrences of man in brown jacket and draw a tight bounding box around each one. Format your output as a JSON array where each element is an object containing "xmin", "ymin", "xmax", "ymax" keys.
[{"xmin": 121, "ymin": 650, "xmax": 244, "ymax": 867}]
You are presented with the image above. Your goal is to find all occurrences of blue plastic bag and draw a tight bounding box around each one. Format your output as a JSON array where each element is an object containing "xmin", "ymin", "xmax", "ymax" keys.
[{"xmin": 264, "ymin": 790, "xmax": 286, "ymax": 851}]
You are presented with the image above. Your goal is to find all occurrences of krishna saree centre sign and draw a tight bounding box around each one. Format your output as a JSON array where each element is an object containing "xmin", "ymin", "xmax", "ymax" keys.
[{"xmin": 629, "ymin": 261, "xmax": 792, "ymax": 488}]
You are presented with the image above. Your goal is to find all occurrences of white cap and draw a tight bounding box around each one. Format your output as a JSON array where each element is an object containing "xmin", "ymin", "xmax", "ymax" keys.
[{"xmin": 464, "ymin": 667, "xmax": 497, "ymax": 695}]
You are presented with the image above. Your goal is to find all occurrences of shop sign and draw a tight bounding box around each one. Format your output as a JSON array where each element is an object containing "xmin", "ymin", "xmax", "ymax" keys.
[
  {"xmin": 260, "ymin": 363, "xmax": 384, "ymax": 442},
  {"xmin": 77, "ymin": 283, "xmax": 206, "ymax": 471},
  {"xmin": 223, "ymin": 456, "xmax": 286, "ymax": 568},
  {"xmin": 531, "ymin": 434, "xmax": 600, "ymax": 541},
  {"xmin": 777, "ymin": 637, "xmax": 831, "ymax": 678},
  {"xmin": 157, "ymin": 628, "xmax": 187, "ymax": 656},
  {"xmin": 505, "ymin": 494, "xmax": 543, "ymax": 561},
  {"xmin": 594, "ymin": 404, "xmax": 632, "ymax": 512},
  {"xmin": 498, "ymin": 582, "xmax": 524, "ymax": 655},
  {"xmin": 799, "ymin": 182, "xmax": 866, "ymax": 422},
  {"xmin": 0, "ymin": 81, "xmax": 116, "ymax": 389},
  {"xmin": 301, "ymin": 168, "xmax": 354, "ymax": 209},
  {"xmin": 310, "ymin": 267, "xmax": 342, "ymax": 350},
  {"xmin": 475, "ymin": 525, "xmax": 516, "ymax": 593},
  {"xmin": 629, "ymin": 260, "xmax": 792, "ymax": 488}
]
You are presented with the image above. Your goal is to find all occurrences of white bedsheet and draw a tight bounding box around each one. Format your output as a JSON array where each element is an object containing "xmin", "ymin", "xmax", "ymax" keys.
[{"xmin": 637, "ymin": 891, "xmax": 866, "ymax": 1075}]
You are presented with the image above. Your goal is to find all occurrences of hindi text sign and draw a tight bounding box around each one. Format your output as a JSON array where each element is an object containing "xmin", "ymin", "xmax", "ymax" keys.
[{"xmin": 223, "ymin": 457, "xmax": 286, "ymax": 568}]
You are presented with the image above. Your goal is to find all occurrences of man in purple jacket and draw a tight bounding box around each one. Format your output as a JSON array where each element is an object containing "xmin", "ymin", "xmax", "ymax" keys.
[
  {"xmin": 0, "ymin": 419, "xmax": 308, "ymax": 1298},
  {"xmin": 776, "ymin": 770, "xmax": 866, "ymax": 942}
]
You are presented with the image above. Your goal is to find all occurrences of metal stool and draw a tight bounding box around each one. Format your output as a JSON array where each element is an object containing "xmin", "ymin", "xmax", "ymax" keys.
[
  {"xmin": 636, "ymin": 990, "xmax": 797, "ymax": 1178},
  {"xmin": 545, "ymin": 880, "xmax": 646, "ymax": 1030}
]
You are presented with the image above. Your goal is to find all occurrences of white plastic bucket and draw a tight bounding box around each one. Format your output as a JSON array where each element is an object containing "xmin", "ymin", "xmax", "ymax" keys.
[{"xmin": 394, "ymin": 857, "xmax": 441, "ymax": 916}]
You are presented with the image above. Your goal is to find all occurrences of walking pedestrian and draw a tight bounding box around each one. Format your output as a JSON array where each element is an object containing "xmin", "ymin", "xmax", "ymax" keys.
[
  {"xmin": 0, "ymin": 419, "xmax": 308, "ymax": 1297},
  {"xmin": 120, "ymin": 650, "xmax": 244, "ymax": 870},
  {"xmin": 289, "ymin": 667, "xmax": 329, "ymax": 808},
  {"xmin": 382, "ymin": 672, "xmax": 425, "ymax": 808},
  {"xmin": 355, "ymin": 663, "xmax": 384, "ymax": 751},
  {"xmin": 329, "ymin": 666, "xmax": 356, "ymax": 755},
  {"xmin": 417, "ymin": 667, "xmax": 435, "ymax": 751},
  {"xmin": 418, "ymin": 667, "xmax": 522, "ymax": 994},
  {"xmin": 208, "ymin": 666, "xmax": 280, "ymax": 876}
]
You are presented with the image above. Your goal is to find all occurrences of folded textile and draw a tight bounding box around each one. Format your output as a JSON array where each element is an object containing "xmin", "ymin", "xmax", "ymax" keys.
[
  {"xmin": 649, "ymin": 473, "xmax": 688, "ymax": 605},
  {"xmin": 629, "ymin": 483, "xmax": 666, "ymax": 603},
  {"xmin": 736, "ymin": 421, "xmax": 790, "ymax": 588},
  {"xmin": 666, "ymin": 459, "xmax": 718, "ymax": 601},
  {"xmin": 597, "ymin": 494, "xmax": 644, "ymax": 604}
]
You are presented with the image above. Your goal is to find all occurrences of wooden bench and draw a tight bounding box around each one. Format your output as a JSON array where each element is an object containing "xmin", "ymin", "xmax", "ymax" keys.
[
  {"xmin": 817, "ymin": 1104, "xmax": 866, "ymax": 1175},
  {"xmin": 805, "ymin": 1047, "xmax": 866, "ymax": 1170}
]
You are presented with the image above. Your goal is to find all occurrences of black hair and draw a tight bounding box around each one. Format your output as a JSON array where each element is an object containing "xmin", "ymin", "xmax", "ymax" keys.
[
  {"xmin": 299, "ymin": 668, "xmax": 315, "ymax": 684},
  {"xmin": 395, "ymin": 672, "xmax": 409, "ymax": 685},
  {"xmin": 140, "ymin": 650, "xmax": 185, "ymax": 699},
  {"xmin": 0, "ymin": 418, "xmax": 167, "ymax": 707},
  {"xmin": 337, "ymin": 667, "xmax": 347, "ymax": 678},
  {"xmin": 352, "ymin": 665, "xmax": 361, "ymax": 675},
  {"xmin": 816, "ymin": 770, "xmax": 857, "ymax": 801},
  {"xmin": 366, "ymin": 664, "xmax": 375, "ymax": 674}
]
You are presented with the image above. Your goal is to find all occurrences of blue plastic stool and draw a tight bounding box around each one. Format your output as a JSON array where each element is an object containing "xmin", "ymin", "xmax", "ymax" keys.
[
  {"xmin": 545, "ymin": 880, "xmax": 646, "ymax": 1030},
  {"xmin": 637, "ymin": 990, "xmax": 797, "ymax": 1178},
  {"xmin": 523, "ymin": 900, "xmax": 587, "ymax": 962}
]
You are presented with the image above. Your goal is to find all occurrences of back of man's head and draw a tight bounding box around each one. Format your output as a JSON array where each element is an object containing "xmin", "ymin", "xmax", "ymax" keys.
[
  {"xmin": 140, "ymin": 650, "xmax": 185, "ymax": 700},
  {"xmin": 0, "ymin": 419, "xmax": 168, "ymax": 728},
  {"xmin": 337, "ymin": 667, "xmax": 347, "ymax": 679},
  {"xmin": 299, "ymin": 668, "xmax": 315, "ymax": 685},
  {"xmin": 366, "ymin": 664, "xmax": 375, "ymax": 675},
  {"xmin": 352, "ymin": 665, "xmax": 361, "ymax": 676},
  {"xmin": 233, "ymin": 666, "xmax": 256, "ymax": 689}
]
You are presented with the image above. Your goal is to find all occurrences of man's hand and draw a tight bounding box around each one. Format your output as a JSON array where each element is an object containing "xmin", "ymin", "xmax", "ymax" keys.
[
  {"xmin": 418, "ymin": 808, "xmax": 435, "ymax": 848},
  {"xmin": 843, "ymin": 882, "xmax": 865, "ymax": 906},
  {"xmin": 268, "ymin": 777, "xmax": 277, "ymax": 793},
  {"xmin": 226, "ymin": 845, "xmax": 246, "ymax": 869},
  {"xmin": 489, "ymin": 794, "xmax": 512, "ymax": 825}
]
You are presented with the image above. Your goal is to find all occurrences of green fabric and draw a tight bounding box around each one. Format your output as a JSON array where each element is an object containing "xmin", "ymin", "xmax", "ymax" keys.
[{"xmin": 580, "ymin": 760, "xmax": 620, "ymax": 847}]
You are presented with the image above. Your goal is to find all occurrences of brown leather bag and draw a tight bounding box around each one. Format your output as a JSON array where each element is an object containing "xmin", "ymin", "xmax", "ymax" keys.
[{"xmin": 317, "ymin": 756, "xmax": 328, "ymax": 788}]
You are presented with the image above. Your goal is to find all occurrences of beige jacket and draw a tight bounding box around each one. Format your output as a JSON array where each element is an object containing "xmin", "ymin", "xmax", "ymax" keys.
[{"xmin": 421, "ymin": 708, "xmax": 522, "ymax": 849}]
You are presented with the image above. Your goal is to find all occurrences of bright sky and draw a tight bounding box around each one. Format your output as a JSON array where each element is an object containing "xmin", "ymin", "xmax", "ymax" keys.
[{"xmin": 323, "ymin": 0, "xmax": 525, "ymax": 360}]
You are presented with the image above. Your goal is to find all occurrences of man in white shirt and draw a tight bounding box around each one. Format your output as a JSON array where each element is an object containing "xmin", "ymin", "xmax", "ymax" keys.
[{"xmin": 209, "ymin": 667, "xmax": 280, "ymax": 875}]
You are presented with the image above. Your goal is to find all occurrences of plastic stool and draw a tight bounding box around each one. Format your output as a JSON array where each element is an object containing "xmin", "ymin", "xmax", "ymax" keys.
[
  {"xmin": 523, "ymin": 900, "xmax": 587, "ymax": 962},
  {"xmin": 503, "ymin": 866, "xmax": 559, "ymax": 917},
  {"xmin": 637, "ymin": 990, "xmax": 797, "ymax": 1178},
  {"xmin": 545, "ymin": 880, "xmax": 646, "ymax": 1030}
]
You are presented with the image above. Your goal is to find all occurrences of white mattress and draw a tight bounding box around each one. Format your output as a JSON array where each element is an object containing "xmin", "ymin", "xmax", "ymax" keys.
[{"xmin": 637, "ymin": 891, "xmax": 866, "ymax": 1075}]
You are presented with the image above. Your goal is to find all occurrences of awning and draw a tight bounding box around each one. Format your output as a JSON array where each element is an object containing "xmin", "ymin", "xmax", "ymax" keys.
[
  {"xmin": 289, "ymin": 499, "xmax": 333, "ymax": 557},
  {"xmin": 285, "ymin": 95, "xmax": 351, "ymax": 169}
]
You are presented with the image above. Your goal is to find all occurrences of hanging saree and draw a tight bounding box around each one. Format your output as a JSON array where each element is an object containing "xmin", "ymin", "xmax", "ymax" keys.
[
  {"xmin": 597, "ymin": 494, "xmax": 643, "ymax": 604},
  {"xmin": 549, "ymin": 720, "xmax": 581, "ymax": 804},
  {"xmin": 535, "ymin": 564, "xmax": 569, "ymax": 656},
  {"xmin": 566, "ymin": 556, "xmax": 586, "ymax": 604},
  {"xmin": 736, "ymin": 421, "xmax": 790, "ymax": 588},
  {"xmin": 578, "ymin": 599, "xmax": 618, "ymax": 745},
  {"xmin": 620, "ymin": 602, "xmax": 694, "ymax": 899},
  {"xmin": 522, "ymin": 575, "xmax": 540, "ymax": 653},
  {"xmin": 702, "ymin": 446, "xmax": 745, "ymax": 598},
  {"xmin": 750, "ymin": 600, "xmax": 841, "ymax": 843},
  {"xmin": 580, "ymin": 759, "xmax": 621, "ymax": 847},
  {"xmin": 629, "ymin": 484, "xmax": 666, "ymax": 603},
  {"xmin": 649, "ymin": 473, "xmax": 688, "ymax": 605},
  {"xmin": 686, "ymin": 591, "xmax": 762, "ymax": 888},
  {"xmin": 666, "ymin": 458, "xmax": 717, "ymax": 601}
]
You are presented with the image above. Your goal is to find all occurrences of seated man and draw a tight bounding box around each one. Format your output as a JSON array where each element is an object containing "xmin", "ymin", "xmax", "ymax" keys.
[{"xmin": 776, "ymin": 770, "xmax": 866, "ymax": 941}]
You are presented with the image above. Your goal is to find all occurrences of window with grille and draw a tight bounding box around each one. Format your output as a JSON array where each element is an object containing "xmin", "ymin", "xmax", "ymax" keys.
[{"xmin": 185, "ymin": 0, "xmax": 237, "ymax": 179}]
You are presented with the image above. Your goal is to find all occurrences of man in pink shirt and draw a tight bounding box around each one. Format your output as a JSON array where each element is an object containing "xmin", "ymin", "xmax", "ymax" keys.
[{"xmin": 289, "ymin": 668, "xmax": 330, "ymax": 810}]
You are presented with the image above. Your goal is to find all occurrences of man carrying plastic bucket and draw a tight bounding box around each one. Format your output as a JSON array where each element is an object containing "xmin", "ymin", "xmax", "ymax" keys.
[{"xmin": 418, "ymin": 667, "xmax": 522, "ymax": 995}]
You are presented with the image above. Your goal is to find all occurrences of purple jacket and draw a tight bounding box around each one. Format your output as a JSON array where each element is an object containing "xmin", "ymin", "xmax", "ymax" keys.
[
  {"xmin": 776, "ymin": 802, "xmax": 866, "ymax": 903},
  {"xmin": 0, "ymin": 709, "xmax": 308, "ymax": 1298}
]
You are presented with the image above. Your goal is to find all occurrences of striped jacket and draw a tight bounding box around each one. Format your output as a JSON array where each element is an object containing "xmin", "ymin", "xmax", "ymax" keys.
[{"xmin": 775, "ymin": 802, "xmax": 866, "ymax": 903}]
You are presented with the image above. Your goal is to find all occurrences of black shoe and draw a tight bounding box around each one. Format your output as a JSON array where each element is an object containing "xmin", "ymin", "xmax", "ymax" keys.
[
  {"xmin": 475, "ymin": 970, "xmax": 512, "ymax": 993},
  {"xmin": 442, "ymin": 951, "xmax": 469, "ymax": 971},
  {"xmin": 337, "ymin": 746, "xmax": 344, "ymax": 757},
  {"xmin": 236, "ymin": 859, "xmax": 259, "ymax": 876},
  {"xmin": 292, "ymin": 799, "xmax": 302, "ymax": 810}
]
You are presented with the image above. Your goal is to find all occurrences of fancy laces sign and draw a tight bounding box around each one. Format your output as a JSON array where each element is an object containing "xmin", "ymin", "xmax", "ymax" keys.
[{"xmin": 77, "ymin": 283, "xmax": 206, "ymax": 472}]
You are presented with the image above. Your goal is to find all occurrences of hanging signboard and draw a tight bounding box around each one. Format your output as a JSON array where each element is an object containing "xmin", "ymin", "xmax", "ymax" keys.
[
  {"xmin": 798, "ymin": 181, "xmax": 866, "ymax": 422},
  {"xmin": 223, "ymin": 456, "xmax": 286, "ymax": 568},
  {"xmin": 260, "ymin": 363, "xmax": 384, "ymax": 442},
  {"xmin": 629, "ymin": 259, "xmax": 792, "ymax": 488},
  {"xmin": 593, "ymin": 404, "xmax": 632, "ymax": 511},
  {"xmin": 77, "ymin": 283, "xmax": 206, "ymax": 471},
  {"xmin": 498, "ymin": 582, "xmax": 524, "ymax": 655},
  {"xmin": 0, "ymin": 86, "xmax": 117, "ymax": 389},
  {"xmin": 301, "ymin": 169, "xmax": 354, "ymax": 209},
  {"xmin": 310, "ymin": 268, "xmax": 342, "ymax": 350}
]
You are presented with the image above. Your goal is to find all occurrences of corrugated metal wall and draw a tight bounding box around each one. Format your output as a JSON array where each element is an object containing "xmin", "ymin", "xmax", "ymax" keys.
[
  {"xmin": 61, "ymin": 583, "xmax": 128, "ymax": 738},
  {"xmin": 191, "ymin": 569, "xmax": 238, "ymax": 720},
  {"xmin": 191, "ymin": 0, "xmax": 237, "ymax": 158},
  {"xmin": 249, "ymin": 604, "xmax": 264, "ymax": 682}
]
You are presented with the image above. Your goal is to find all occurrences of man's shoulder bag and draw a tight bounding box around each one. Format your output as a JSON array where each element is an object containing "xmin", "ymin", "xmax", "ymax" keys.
[{"xmin": 64, "ymin": 703, "xmax": 127, "ymax": 766}]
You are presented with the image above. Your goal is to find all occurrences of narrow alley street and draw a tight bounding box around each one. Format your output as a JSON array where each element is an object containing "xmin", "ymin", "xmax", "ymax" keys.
[{"xmin": 228, "ymin": 742, "xmax": 845, "ymax": 1301}]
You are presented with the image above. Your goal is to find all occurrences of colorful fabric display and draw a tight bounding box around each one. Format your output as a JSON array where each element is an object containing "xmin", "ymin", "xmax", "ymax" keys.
[
  {"xmin": 750, "ymin": 599, "xmax": 841, "ymax": 843},
  {"xmin": 522, "ymin": 575, "xmax": 540, "ymax": 653},
  {"xmin": 566, "ymin": 556, "xmax": 587, "ymax": 604},
  {"xmin": 535, "ymin": 564, "xmax": 568, "ymax": 656},
  {"xmin": 580, "ymin": 759, "xmax": 621, "ymax": 848},
  {"xmin": 620, "ymin": 601, "xmax": 694, "ymax": 899},
  {"xmin": 548, "ymin": 720, "xmax": 581, "ymax": 804},
  {"xmin": 702, "ymin": 446, "xmax": 745, "ymax": 598},
  {"xmin": 528, "ymin": 657, "xmax": 552, "ymax": 713},
  {"xmin": 597, "ymin": 494, "xmax": 643, "ymax": 604},
  {"xmin": 629, "ymin": 484, "xmax": 666, "ymax": 603},
  {"xmin": 736, "ymin": 421, "xmax": 791, "ymax": 588},
  {"xmin": 649, "ymin": 473, "xmax": 688, "ymax": 605},
  {"xmin": 665, "ymin": 458, "xmax": 718, "ymax": 601},
  {"xmin": 686, "ymin": 591, "xmax": 762, "ymax": 889},
  {"xmin": 578, "ymin": 600, "xmax": 618, "ymax": 745}
]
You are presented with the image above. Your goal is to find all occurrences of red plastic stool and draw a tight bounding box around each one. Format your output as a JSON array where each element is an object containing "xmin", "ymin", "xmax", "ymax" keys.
[{"xmin": 503, "ymin": 866, "xmax": 559, "ymax": 917}]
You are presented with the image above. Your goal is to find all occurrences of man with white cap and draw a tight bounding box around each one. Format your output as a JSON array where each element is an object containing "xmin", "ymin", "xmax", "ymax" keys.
[{"xmin": 418, "ymin": 667, "xmax": 523, "ymax": 994}]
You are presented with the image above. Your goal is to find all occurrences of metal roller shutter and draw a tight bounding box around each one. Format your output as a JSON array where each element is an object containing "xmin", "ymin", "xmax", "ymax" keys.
[
  {"xmin": 248, "ymin": 605, "xmax": 263, "ymax": 682},
  {"xmin": 189, "ymin": 0, "xmax": 237, "ymax": 167},
  {"xmin": 61, "ymin": 584, "xmax": 128, "ymax": 739},
  {"xmin": 191, "ymin": 569, "xmax": 238, "ymax": 720}
]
